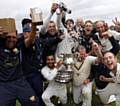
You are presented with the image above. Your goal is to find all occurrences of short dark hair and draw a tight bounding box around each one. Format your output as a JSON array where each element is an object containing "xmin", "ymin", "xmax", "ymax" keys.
[
  {"xmin": 65, "ymin": 19, "xmax": 74, "ymax": 25},
  {"xmin": 46, "ymin": 52, "xmax": 55, "ymax": 61}
]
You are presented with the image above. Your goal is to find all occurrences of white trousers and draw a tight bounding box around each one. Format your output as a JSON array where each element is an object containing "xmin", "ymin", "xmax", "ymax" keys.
[
  {"xmin": 97, "ymin": 83, "xmax": 120, "ymax": 106},
  {"xmin": 42, "ymin": 85, "xmax": 67, "ymax": 106},
  {"xmin": 73, "ymin": 82, "xmax": 92, "ymax": 106}
]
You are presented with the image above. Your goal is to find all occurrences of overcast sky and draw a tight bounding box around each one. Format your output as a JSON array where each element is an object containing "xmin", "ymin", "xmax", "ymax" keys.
[{"xmin": 0, "ymin": 0, "xmax": 120, "ymax": 32}]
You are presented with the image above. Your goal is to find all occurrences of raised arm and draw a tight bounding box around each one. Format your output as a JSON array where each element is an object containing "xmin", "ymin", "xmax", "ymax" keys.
[
  {"xmin": 91, "ymin": 40, "xmax": 103, "ymax": 62},
  {"xmin": 40, "ymin": 3, "xmax": 58, "ymax": 35},
  {"xmin": 101, "ymin": 31, "xmax": 120, "ymax": 55},
  {"xmin": 56, "ymin": 9, "xmax": 65, "ymax": 34}
]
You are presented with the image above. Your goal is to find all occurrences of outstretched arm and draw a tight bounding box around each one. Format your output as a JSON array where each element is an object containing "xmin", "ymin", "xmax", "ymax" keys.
[
  {"xmin": 40, "ymin": 3, "xmax": 58, "ymax": 34},
  {"xmin": 92, "ymin": 40, "xmax": 103, "ymax": 62}
]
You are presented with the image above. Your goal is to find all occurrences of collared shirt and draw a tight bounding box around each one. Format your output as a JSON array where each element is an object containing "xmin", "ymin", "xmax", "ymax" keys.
[{"xmin": 73, "ymin": 56, "xmax": 97, "ymax": 86}]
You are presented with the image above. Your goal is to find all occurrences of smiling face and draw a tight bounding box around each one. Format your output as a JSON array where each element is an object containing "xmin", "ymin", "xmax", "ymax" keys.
[
  {"xmin": 46, "ymin": 55, "xmax": 55, "ymax": 69},
  {"xmin": 75, "ymin": 17, "xmax": 84, "ymax": 28},
  {"xmin": 47, "ymin": 21, "xmax": 56, "ymax": 36},
  {"xmin": 96, "ymin": 21, "xmax": 106, "ymax": 38},
  {"xmin": 66, "ymin": 20, "xmax": 74, "ymax": 32},
  {"xmin": 84, "ymin": 21, "xmax": 93, "ymax": 35},
  {"xmin": 103, "ymin": 52, "xmax": 117, "ymax": 70},
  {"xmin": 5, "ymin": 32, "xmax": 17, "ymax": 49},
  {"xmin": 77, "ymin": 46, "xmax": 86, "ymax": 61}
]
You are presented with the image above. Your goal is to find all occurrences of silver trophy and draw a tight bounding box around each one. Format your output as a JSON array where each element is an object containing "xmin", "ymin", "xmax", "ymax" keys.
[
  {"xmin": 55, "ymin": 54, "xmax": 74, "ymax": 83},
  {"xmin": 30, "ymin": 7, "xmax": 43, "ymax": 25}
]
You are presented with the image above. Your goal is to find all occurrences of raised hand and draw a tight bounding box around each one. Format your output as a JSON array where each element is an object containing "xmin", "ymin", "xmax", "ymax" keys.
[
  {"xmin": 51, "ymin": 3, "xmax": 58, "ymax": 14},
  {"xmin": 112, "ymin": 17, "xmax": 120, "ymax": 32},
  {"xmin": 112, "ymin": 17, "xmax": 120, "ymax": 26}
]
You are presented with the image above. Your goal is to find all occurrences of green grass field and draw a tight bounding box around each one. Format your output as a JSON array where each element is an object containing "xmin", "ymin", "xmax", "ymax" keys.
[
  {"xmin": 16, "ymin": 94, "xmax": 115, "ymax": 106},
  {"xmin": 16, "ymin": 84, "xmax": 116, "ymax": 106}
]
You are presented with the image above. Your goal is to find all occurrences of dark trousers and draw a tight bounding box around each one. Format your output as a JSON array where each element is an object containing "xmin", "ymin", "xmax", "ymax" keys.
[
  {"xmin": 0, "ymin": 77, "xmax": 39, "ymax": 106},
  {"xmin": 26, "ymin": 71, "xmax": 45, "ymax": 106}
]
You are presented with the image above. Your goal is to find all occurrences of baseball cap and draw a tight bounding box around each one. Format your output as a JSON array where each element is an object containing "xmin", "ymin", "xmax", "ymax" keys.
[{"xmin": 21, "ymin": 18, "xmax": 32, "ymax": 27}]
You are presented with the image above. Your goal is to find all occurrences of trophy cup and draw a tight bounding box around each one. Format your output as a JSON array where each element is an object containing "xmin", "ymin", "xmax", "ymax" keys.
[
  {"xmin": 55, "ymin": 54, "xmax": 74, "ymax": 83},
  {"xmin": 30, "ymin": 7, "xmax": 43, "ymax": 25}
]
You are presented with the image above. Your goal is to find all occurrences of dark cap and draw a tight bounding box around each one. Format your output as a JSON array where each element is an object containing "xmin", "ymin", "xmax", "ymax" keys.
[{"xmin": 21, "ymin": 18, "xmax": 32, "ymax": 27}]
